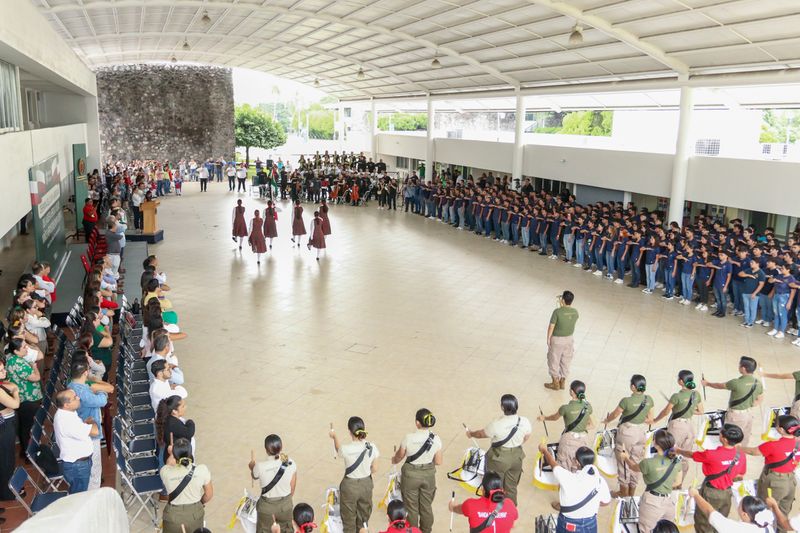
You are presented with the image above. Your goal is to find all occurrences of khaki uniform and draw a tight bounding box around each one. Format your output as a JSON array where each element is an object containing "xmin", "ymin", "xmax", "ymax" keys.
[
  {"xmin": 547, "ymin": 306, "xmax": 579, "ymax": 380},
  {"xmin": 724, "ymin": 375, "xmax": 763, "ymax": 447},
  {"xmin": 339, "ymin": 441, "xmax": 379, "ymax": 533},
  {"xmin": 399, "ymin": 430, "xmax": 443, "ymax": 533},
  {"xmin": 757, "ymin": 469, "xmax": 796, "ymax": 524},
  {"xmin": 614, "ymin": 393, "xmax": 653, "ymax": 488},
  {"xmin": 667, "ymin": 389, "xmax": 700, "ymax": 479},
  {"xmin": 484, "ymin": 415, "xmax": 532, "ymax": 504},
  {"xmin": 557, "ymin": 400, "xmax": 593, "ymax": 472},
  {"xmin": 637, "ymin": 457, "xmax": 680, "ymax": 533},
  {"xmin": 694, "ymin": 484, "xmax": 731, "ymax": 533},
  {"xmin": 159, "ymin": 463, "xmax": 211, "ymax": 533},
  {"xmin": 253, "ymin": 458, "xmax": 297, "ymax": 533}
]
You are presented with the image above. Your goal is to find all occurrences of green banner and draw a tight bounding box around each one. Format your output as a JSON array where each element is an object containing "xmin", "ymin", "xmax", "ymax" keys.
[
  {"xmin": 29, "ymin": 153, "xmax": 68, "ymax": 273},
  {"xmin": 73, "ymin": 143, "xmax": 88, "ymax": 232}
]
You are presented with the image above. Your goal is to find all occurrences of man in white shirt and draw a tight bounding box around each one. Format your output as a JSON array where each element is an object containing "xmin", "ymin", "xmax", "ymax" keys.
[
  {"xmin": 538, "ymin": 442, "xmax": 611, "ymax": 532},
  {"xmin": 236, "ymin": 164, "xmax": 248, "ymax": 193},
  {"xmin": 54, "ymin": 389, "xmax": 98, "ymax": 494},
  {"xmin": 198, "ymin": 165, "xmax": 209, "ymax": 192},
  {"xmin": 149, "ymin": 359, "xmax": 188, "ymax": 412},
  {"xmin": 145, "ymin": 334, "xmax": 184, "ymax": 385},
  {"xmin": 131, "ymin": 184, "xmax": 145, "ymax": 231}
]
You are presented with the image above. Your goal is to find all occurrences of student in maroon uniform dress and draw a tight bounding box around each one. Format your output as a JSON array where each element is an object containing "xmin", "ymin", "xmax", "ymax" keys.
[
  {"xmin": 248, "ymin": 210, "xmax": 267, "ymax": 264},
  {"xmin": 232, "ymin": 199, "xmax": 248, "ymax": 250},
  {"xmin": 291, "ymin": 199, "xmax": 306, "ymax": 247},
  {"xmin": 263, "ymin": 200, "xmax": 279, "ymax": 250},
  {"xmin": 308, "ymin": 211, "xmax": 326, "ymax": 261}
]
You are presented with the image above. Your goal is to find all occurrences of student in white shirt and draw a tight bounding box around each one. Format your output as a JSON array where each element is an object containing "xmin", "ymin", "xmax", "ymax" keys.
[
  {"xmin": 145, "ymin": 334, "xmax": 183, "ymax": 385},
  {"xmin": 149, "ymin": 360, "xmax": 188, "ymax": 413},
  {"xmin": 538, "ymin": 442, "xmax": 611, "ymax": 532},
  {"xmin": 54, "ymin": 389, "xmax": 98, "ymax": 494},
  {"xmin": 690, "ymin": 488, "xmax": 777, "ymax": 532}
]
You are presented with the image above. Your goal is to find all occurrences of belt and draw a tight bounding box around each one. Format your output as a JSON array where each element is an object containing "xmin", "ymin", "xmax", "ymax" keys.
[
  {"xmin": 765, "ymin": 470, "xmax": 795, "ymax": 477},
  {"xmin": 702, "ymin": 483, "xmax": 732, "ymax": 491},
  {"xmin": 403, "ymin": 462, "xmax": 435, "ymax": 470},
  {"xmin": 647, "ymin": 490, "xmax": 670, "ymax": 498},
  {"xmin": 167, "ymin": 501, "xmax": 203, "ymax": 507},
  {"xmin": 67, "ymin": 455, "xmax": 92, "ymax": 463},
  {"xmin": 491, "ymin": 446, "xmax": 521, "ymax": 452}
]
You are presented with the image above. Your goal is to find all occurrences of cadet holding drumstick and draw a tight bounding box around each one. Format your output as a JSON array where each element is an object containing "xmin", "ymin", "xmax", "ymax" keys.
[
  {"xmin": 652, "ymin": 370, "xmax": 703, "ymax": 484},
  {"xmin": 537, "ymin": 380, "xmax": 595, "ymax": 473},
  {"xmin": 330, "ymin": 417, "xmax": 380, "ymax": 533}
]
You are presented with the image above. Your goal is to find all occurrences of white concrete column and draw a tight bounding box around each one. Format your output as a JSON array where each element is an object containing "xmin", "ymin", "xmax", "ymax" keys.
[
  {"xmin": 369, "ymin": 97, "xmax": 377, "ymax": 161},
  {"xmin": 424, "ymin": 94, "xmax": 434, "ymax": 182},
  {"xmin": 83, "ymin": 95, "xmax": 102, "ymax": 171},
  {"xmin": 623, "ymin": 191, "xmax": 632, "ymax": 205},
  {"xmin": 512, "ymin": 89, "xmax": 524, "ymax": 185},
  {"xmin": 668, "ymin": 85, "xmax": 694, "ymax": 225}
]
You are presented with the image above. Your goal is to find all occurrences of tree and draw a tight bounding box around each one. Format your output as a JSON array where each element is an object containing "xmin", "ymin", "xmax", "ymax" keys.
[
  {"xmin": 759, "ymin": 109, "xmax": 800, "ymax": 144},
  {"xmin": 234, "ymin": 104, "xmax": 287, "ymax": 165},
  {"xmin": 257, "ymin": 102, "xmax": 294, "ymax": 133},
  {"xmin": 293, "ymin": 103, "xmax": 335, "ymax": 139},
  {"xmin": 377, "ymin": 113, "xmax": 428, "ymax": 131},
  {"xmin": 531, "ymin": 110, "xmax": 612, "ymax": 136}
]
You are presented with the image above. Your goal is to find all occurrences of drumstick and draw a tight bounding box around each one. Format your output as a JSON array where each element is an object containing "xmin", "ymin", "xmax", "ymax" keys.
[
  {"xmin": 658, "ymin": 390, "xmax": 670, "ymax": 402},
  {"xmin": 181, "ymin": 526, "xmax": 187, "ymax": 533},
  {"xmin": 462, "ymin": 423, "xmax": 481, "ymax": 448},
  {"xmin": 330, "ymin": 423, "xmax": 337, "ymax": 459},
  {"xmin": 603, "ymin": 412, "xmax": 609, "ymax": 432},
  {"xmin": 449, "ymin": 491, "xmax": 455, "ymax": 531},
  {"xmin": 538, "ymin": 406, "xmax": 549, "ymax": 438},
  {"xmin": 701, "ymin": 374, "xmax": 707, "ymax": 401}
]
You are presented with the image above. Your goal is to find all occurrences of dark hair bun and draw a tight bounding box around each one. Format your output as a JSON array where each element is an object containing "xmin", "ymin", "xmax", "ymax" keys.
[{"xmin": 685, "ymin": 381, "xmax": 696, "ymax": 390}]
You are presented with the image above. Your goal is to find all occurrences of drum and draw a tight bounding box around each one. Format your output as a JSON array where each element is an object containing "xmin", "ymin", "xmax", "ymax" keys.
[
  {"xmin": 447, "ymin": 447, "xmax": 486, "ymax": 492},
  {"xmin": 593, "ymin": 429, "xmax": 618, "ymax": 479},
  {"xmin": 534, "ymin": 513, "xmax": 558, "ymax": 533},
  {"xmin": 732, "ymin": 480, "xmax": 757, "ymax": 507},
  {"xmin": 643, "ymin": 427, "xmax": 664, "ymax": 459},
  {"xmin": 532, "ymin": 443, "xmax": 559, "ymax": 491},
  {"xmin": 695, "ymin": 410, "xmax": 726, "ymax": 450},
  {"xmin": 674, "ymin": 490, "xmax": 695, "ymax": 529},
  {"xmin": 761, "ymin": 406, "xmax": 790, "ymax": 442},
  {"xmin": 320, "ymin": 487, "xmax": 344, "ymax": 533},
  {"xmin": 611, "ymin": 496, "xmax": 640, "ymax": 533}
]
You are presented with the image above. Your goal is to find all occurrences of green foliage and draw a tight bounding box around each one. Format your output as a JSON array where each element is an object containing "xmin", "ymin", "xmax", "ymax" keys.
[
  {"xmin": 293, "ymin": 103, "xmax": 335, "ymax": 140},
  {"xmin": 234, "ymin": 104, "xmax": 287, "ymax": 164},
  {"xmin": 759, "ymin": 109, "xmax": 800, "ymax": 144},
  {"xmin": 256, "ymin": 102, "xmax": 294, "ymax": 133},
  {"xmin": 530, "ymin": 110, "xmax": 613, "ymax": 137},
  {"xmin": 377, "ymin": 113, "xmax": 428, "ymax": 131}
]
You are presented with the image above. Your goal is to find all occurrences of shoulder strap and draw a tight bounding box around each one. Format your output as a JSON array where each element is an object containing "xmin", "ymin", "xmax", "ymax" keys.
[
  {"xmin": 729, "ymin": 378, "xmax": 758, "ymax": 408},
  {"xmin": 345, "ymin": 443, "xmax": 373, "ymax": 477},
  {"xmin": 619, "ymin": 397, "xmax": 648, "ymax": 425},
  {"xmin": 563, "ymin": 404, "xmax": 588, "ymax": 434},
  {"xmin": 167, "ymin": 465, "xmax": 195, "ymax": 503},
  {"xmin": 764, "ymin": 442, "xmax": 800, "ymax": 471},
  {"xmin": 559, "ymin": 486, "xmax": 599, "ymax": 514},
  {"xmin": 704, "ymin": 451, "xmax": 740, "ymax": 484},
  {"xmin": 491, "ymin": 417, "xmax": 521, "ymax": 448},
  {"xmin": 260, "ymin": 461, "xmax": 291, "ymax": 496},
  {"xmin": 469, "ymin": 499, "xmax": 505, "ymax": 533},
  {"xmin": 670, "ymin": 392, "xmax": 695, "ymax": 421},
  {"xmin": 405, "ymin": 433, "xmax": 435, "ymax": 464},
  {"xmin": 644, "ymin": 458, "xmax": 680, "ymax": 492}
]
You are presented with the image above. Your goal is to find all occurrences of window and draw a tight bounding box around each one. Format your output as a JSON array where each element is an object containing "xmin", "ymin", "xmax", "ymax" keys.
[
  {"xmin": 396, "ymin": 157, "xmax": 409, "ymax": 168},
  {"xmin": 524, "ymin": 111, "xmax": 535, "ymax": 121},
  {"xmin": 344, "ymin": 107, "xmax": 351, "ymax": 118},
  {"xmin": 0, "ymin": 60, "xmax": 22, "ymax": 132},
  {"xmin": 694, "ymin": 138, "xmax": 720, "ymax": 156}
]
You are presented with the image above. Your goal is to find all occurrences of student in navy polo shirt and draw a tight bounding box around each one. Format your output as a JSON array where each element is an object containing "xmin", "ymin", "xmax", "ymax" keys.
[
  {"xmin": 768, "ymin": 264, "xmax": 798, "ymax": 340},
  {"xmin": 730, "ymin": 247, "xmax": 751, "ymax": 317},
  {"xmin": 738, "ymin": 259, "xmax": 766, "ymax": 328},
  {"xmin": 641, "ymin": 234, "xmax": 659, "ymax": 294},
  {"xmin": 677, "ymin": 245, "xmax": 697, "ymax": 305},
  {"xmin": 708, "ymin": 250, "xmax": 732, "ymax": 317},
  {"xmin": 694, "ymin": 250, "xmax": 712, "ymax": 312},
  {"xmin": 660, "ymin": 241, "xmax": 678, "ymax": 300},
  {"xmin": 627, "ymin": 230, "xmax": 644, "ymax": 288}
]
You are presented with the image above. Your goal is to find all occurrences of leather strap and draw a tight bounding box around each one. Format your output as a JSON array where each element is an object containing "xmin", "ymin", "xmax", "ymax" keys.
[
  {"xmin": 168, "ymin": 465, "xmax": 195, "ymax": 503},
  {"xmin": 670, "ymin": 392, "xmax": 695, "ymax": 421},
  {"xmin": 620, "ymin": 398, "xmax": 647, "ymax": 425},
  {"xmin": 260, "ymin": 461, "xmax": 290, "ymax": 496},
  {"xmin": 729, "ymin": 379, "xmax": 758, "ymax": 408},
  {"xmin": 491, "ymin": 417, "xmax": 520, "ymax": 448},
  {"xmin": 345, "ymin": 443, "xmax": 373, "ymax": 477},
  {"xmin": 405, "ymin": 433, "xmax": 434, "ymax": 464},
  {"xmin": 644, "ymin": 458, "xmax": 679, "ymax": 493}
]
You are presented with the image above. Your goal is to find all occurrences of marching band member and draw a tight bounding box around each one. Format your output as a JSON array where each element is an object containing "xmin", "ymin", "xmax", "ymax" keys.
[
  {"xmin": 652, "ymin": 370, "xmax": 703, "ymax": 483},
  {"xmin": 330, "ymin": 417, "xmax": 379, "ymax": 533},
  {"xmin": 448, "ymin": 472, "xmax": 518, "ymax": 533},
  {"xmin": 537, "ymin": 380, "xmax": 594, "ymax": 472},
  {"xmin": 702, "ymin": 356, "xmax": 763, "ymax": 446}
]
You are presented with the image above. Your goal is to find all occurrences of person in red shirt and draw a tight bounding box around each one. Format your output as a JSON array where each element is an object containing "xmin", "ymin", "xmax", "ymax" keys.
[
  {"xmin": 449, "ymin": 472, "xmax": 518, "ymax": 533},
  {"xmin": 675, "ymin": 423, "xmax": 746, "ymax": 533},
  {"xmin": 82, "ymin": 198, "xmax": 98, "ymax": 242},
  {"xmin": 741, "ymin": 414, "xmax": 800, "ymax": 520},
  {"xmin": 372, "ymin": 500, "xmax": 423, "ymax": 533},
  {"xmin": 271, "ymin": 502, "xmax": 317, "ymax": 533}
]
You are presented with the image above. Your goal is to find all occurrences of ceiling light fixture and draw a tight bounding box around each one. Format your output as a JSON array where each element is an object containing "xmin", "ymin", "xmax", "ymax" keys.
[
  {"xmin": 356, "ymin": 67, "xmax": 365, "ymax": 80},
  {"xmin": 201, "ymin": 10, "xmax": 211, "ymax": 25},
  {"xmin": 431, "ymin": 57, "xmax": 441, "ymax": 69},
  {"xmin": 568, "ymin": 24, "xmax": 584, "ymax": 45},
  {"xmin": 313, "ymin": 78, "xmax": 320, "ymax": 87},
  {"xmin": 170, "ymin": 55, "xmax": 177, "ymax": 63},
  {"xmin": 182, "ymin": 38, "xmax": 190, "ymax": 50}
]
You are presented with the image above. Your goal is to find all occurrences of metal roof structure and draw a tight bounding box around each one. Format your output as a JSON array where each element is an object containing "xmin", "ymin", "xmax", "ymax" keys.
[{"xmin": 34, "ymin": 0, "xmax": 800, "ymax": 100}]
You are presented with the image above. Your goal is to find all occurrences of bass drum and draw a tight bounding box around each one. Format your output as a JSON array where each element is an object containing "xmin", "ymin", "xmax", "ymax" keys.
[
  {"xmin": 611, "ymin": 496, "xmax": 640, "ymax": 533},
  {"xmin": 695, "ymin": 410, "xmax": 727, "ymax": 450},
  {"xmin": 674, "ymin": 490, "xmax": 696, "ymax": 530},
  {"xmin": 532, "ymin": 443, "xmax": 559, "ymax": 491},
  {"xmin": 593, "ymin": 429, "xmax": 618, "ymax": 479},
  {"xmin": 761, "ymin": 406, "xmax": 791, "ymax": 442},
  {"xmin": 446, "ymin": 447, "xmax": 486, "ymax": 493}
]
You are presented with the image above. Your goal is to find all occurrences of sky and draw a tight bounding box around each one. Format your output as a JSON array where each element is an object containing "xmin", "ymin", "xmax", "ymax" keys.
[{"xmin": 231, "ymin": 67, "xmax": 327, "ymax": 106}]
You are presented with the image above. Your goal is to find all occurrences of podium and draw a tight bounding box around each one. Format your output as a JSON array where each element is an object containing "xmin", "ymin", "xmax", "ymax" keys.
[{"xmin": 142, "ymin": 200, "xmax": 160, "ymax": 233}]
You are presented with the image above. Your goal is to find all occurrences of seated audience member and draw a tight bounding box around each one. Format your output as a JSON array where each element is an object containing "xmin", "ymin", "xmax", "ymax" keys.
[{"xmin": 150, "ymin": 359, "xmax": 188, "ymax": 412}]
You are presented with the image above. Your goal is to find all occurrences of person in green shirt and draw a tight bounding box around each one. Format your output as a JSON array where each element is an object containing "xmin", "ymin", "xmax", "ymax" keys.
[
  {"xmin": 702, "ymin": 356, "xmax": 763, "ymax": 446},
  {"xmin": 652, "ymin": 370, "xmax": 703, "ymax": 484},
  {"xmin": 760, "ymin": 368, "xmax": 800, "ymax": 420},
  {"xmin": 602, "ymin": 374, "xmax": 654, "ymax": 497},
  {"xmin": 545, "ymin": 290, "xmax": 580, "ymax": 391},
  {"xmin": 537, "ymin": 380, "xmax": 594, "ymax": 473},
  {"xmin": 4, "ymin": 338, "xmax": 43, "ymax": 461},
  {"xmin": 81, "ymin": 311, "xmax": 113, "ymax": 380},
  {"xmin": 619, "ymin": 430, "xmax": 682, "ymax": 533}
]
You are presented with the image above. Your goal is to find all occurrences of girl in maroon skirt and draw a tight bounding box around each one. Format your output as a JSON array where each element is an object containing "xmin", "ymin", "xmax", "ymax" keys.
[
  {"xmin": 232, "ymin": 199, "xmax": 248, "ymax": 250},
  {"xmin": 263, "ymin": 200, "xmax": 279, "ymax": 250},
  {"xmin": 307, "ymin": 210, "xmax": 326, "ymax": 260},
  {"xmin": 291, "ymin": 199, "xmax": 306, "ymax": 247},
  {"xmin": 248, "ymin": 209, "xmax": 267, "ymax": 264},
  {"xmin": 319, "ymin": 199, "xmax": 331, "ymax": 236}
]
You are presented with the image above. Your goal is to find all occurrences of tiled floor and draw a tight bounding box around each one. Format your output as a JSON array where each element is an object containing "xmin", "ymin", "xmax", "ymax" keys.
[{"xmin": 58, "ymin": 181, "xmax": 800, "ymax": 531}]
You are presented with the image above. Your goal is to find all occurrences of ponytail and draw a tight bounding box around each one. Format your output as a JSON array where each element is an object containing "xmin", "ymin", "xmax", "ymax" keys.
[
  {"xmin": 678, "ymin": 370, "xmax": 696, "ymax": 390},
  {"xmin": 631, "ymin": 374, "xmax": 647, "ymax": 393},
  {"xmin": 348, "ymin": 416, "xmax": 367, "ymax": 440},
  {"xmin": 570, "ymin": 380, "xmax": 587, "ymax": 401},
  {"xmin": 415, "ymin": 408, "xmax": 436, "ymax": 428}
]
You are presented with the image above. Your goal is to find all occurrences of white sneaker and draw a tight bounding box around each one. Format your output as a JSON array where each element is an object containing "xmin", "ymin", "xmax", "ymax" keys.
[
  {"xmin": 655, "ymin": 283, "xmax": 664, "ymax": 289},
  {"xmin": 593, "ymin": 271, "xmax": 602, "ymax": 276},
  {"xmin": 573, "ymin": 263, "xmax": 582, "ymax": 268},
  {"xmin": 755, "ymin": 320, "xmax": 764, "ymax": 325},
  {"xmin": 762, "ymin": 322, "xmax": 771, "ymax": 328},
  {"xmin": 776, "ymin": 332, "xmax": 785, "ymax": 339},
  {"xmin": 642, "ymin": 288, "xmax": 651, "ymax": 293},
  {"xmin": 767, "ymin": 329, "xmax": 778, "ymax": 336},
  {"xmin": 695, "ymin": 303, "xmax": 703, "ymax": 309},
  {"xmin": 682, "ymin": 300, "xmax": 691, "ymax": 305},
  {"xmin": 701, "ymin": 305, "xmax": 708, "ymax": 311},
  {"xmin": 614, "ymin": 279, "xmax": 624, "ymax": 284},
  {"xmin": 606, "ymin": 275, "xmax": 614, "ymax": 280},
  {"xmin": 792, "ymin": 338, "xmax": 800, "ymax": 346},
  {"xmin": 550, "ymin": 255, "xmax": 557, "ymax": 260},
  {"xmin": 789, "ymin": 328, "xmax": 799, "ymax": 336},
  {"xmin": 678, "ymin": 298, "xmax": 685, "ymax": 304}
]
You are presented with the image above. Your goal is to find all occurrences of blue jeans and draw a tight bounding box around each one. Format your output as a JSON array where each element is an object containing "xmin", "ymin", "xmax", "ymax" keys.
[
  {"xmin": 758, "ymin": 294, "xmax": 774, "ymax": 323},
  {"xmin": 551, "ymin": 235, "xmax": 561, "ymax": 257},
  {"xmin": 564, "ymin": 234, "xmax": 575, "ymax": 261},
  {"xmin": 539, "ymin": 233, "xmax": 548, "ymax": 253},
  {"xmin": 594, "ymin": 249, "xmax": 604, "ymax": 271},
  {"xmin": 616, "ymin": 256, "xmax": 626, "ymax": 280},
  {"xmin": 713, "ymin": 285, "xmax": 727, "ymax": 315},
  {"xmin": 62, "ymin": 458, "xmax": 91, "ymax": 494},
  {"xmin": 502, "ymin": 222, "xmax": 510, "ymax": 241},
  {"xmin": 557, "ymin": 513, "xmax": 597, "ymax": 533},
  {"xmin": 664, "ymin": 270, "xmax": 676, "ymax": 296},
  {"xmin": 681, "ymin": 273, "xmax": 694, "ymax": 300},
  {"xmin": 484, "ymin": 218, "xmax": 492, "ymax": 237},
  {"xmin": 575, "ymin": 239, "xmax": 585, "ymax": 265},
  {"xmin": 521, "ymin": 227, "xmax": 530, "ymax": 247},
  {"xmin": 732, "ymin": 281, "xmax": 744, "ymax": 312},
  {"xmin": 475, "ymin": 216, "xmax": 483, "ymax": 234},
  {"xmin": 774, "ymin": 293, "xmax": 790, "ymax": 332},
  {"xmin": 510, "ymin": 224, "xmax": 519, "ymax": 244},
  {"xmin": 645, "ymin": 263, "xmax": 657, "ymax": 291},
  {"xmin": 742, "ymin": 293, "xmax": 758, "ymax": 325},
  {"xmin": 605, "ymin": 252, "xmax": 614, "ymax": 276},
  {"xmin": 630, "ymin": 258, "xmax": 641, "ymax": 286}
]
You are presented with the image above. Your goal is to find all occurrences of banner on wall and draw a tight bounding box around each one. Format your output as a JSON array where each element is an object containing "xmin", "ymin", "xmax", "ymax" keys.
[
  {"xmin": 72, "ymin": 143, "xmax": 88, "ymax": 232},
  {"xmin": 29, "ymin": 153, "xmax": 68, "ymax": 276}
]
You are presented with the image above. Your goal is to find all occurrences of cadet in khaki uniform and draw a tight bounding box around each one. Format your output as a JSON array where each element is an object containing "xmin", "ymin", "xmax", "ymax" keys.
[
  {"xmin": 602, "ymin": 374, "xmax": 654, "ymax": 497},
  {"xmin": 702, "ymin": 356, "xmax": 763, "ymax": 446},
  {"xmin": 741, "ymin": 415, "xmax": 800, "ymax": 524},
  {"xmin": 249, "ymin": 434, "xmax": 297, "ymax": 533},
  {"xmin": 620, "ymin": 430, "xmax": 682, "ymax": 533},
  {"xmin": 761, "ymin": 369, "xmax": 800, "ymax": 419},
  {"xmin": 537, "ymin": 380, "xmax": 594, "ymax": 472},
  {"xmin": 391, "ymin": 408, "xmax": 442, "ymax": 533},
  {"xmin": 465, "ymin": 394, "xmax": 532, "ymax": 504},
  {"xmin": 545, "ymin": 290, "xmax": 580, "ymax": 390},
  {"xmin": 652, "ymin": 370, "xmax": 703, "ymax": 483},
  {"xmin": 330, "ymin": 416, "xmax": 380, "ymax": 533}
]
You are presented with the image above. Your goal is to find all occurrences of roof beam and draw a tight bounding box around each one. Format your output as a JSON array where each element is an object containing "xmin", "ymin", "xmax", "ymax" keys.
[
  {"xmin": 41, "ymin": 0, "xmax": 520, "ymax": 88},
  {"xmin": 524, "ymin": 0, "xmax": 689, "ymax": 75}
]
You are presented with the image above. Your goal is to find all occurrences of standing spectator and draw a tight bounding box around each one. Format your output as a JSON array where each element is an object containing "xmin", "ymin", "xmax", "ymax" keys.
[
  {"xmin": 188, "ymin": 159, "xmax": 198, "ymax": 180},
  {"xmin": 160, "ymin": 437, "xmax": 213, "ymax": 533},
  {"xmin": 4, "ymin": 338, "xmax": 42, "ymax": 461},
  {"xmin": 68, "ymin": 361, "xmax": 111, "ymax": 490},
  {"xmin": 237, "ymin": 164, "xmax": 248, "ymax": 193},
  {"xmin": 156, "ymin": 395, "xmax": 195, "ymax": 465},
  {"xmin": 739, "ymin": 258, "xmax": 766, "ymax": 328},
  {"xmin": 0, "ymin": 360, "xmax": 20, "ymax": 508},
  {"xmin": 227, "ymin": 163, "xmax": 236, "ymax": 191},
  {"xmin": 131, "ymin": 183, "xmax": 145, "ymax": 231},
  {"xmin": 82, "ymin": 198, "xmax": 98, "ymax": 242},
  {"xmin": 105, "ymin": 215, "xmax": 124, "ymax": 277},
  {"xmin": 198, "ymin": 164, "xmax": 209, "ymax": 192},
  {"xmin": 54, "ymin": 389, "xmax": 98, "ymax": 494}
]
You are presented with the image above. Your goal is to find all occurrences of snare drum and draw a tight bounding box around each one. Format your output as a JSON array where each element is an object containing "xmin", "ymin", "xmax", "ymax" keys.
[
  {"xmin": 594, "ymin": 429, "xmax": 618, "ymax": 479},
  {"xmin": 533, "ymin": 443, "xmax": 559, "ymax": 491}
]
